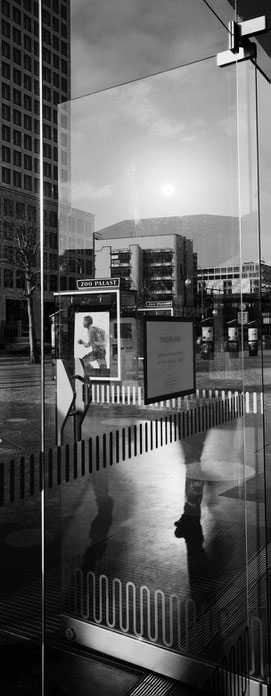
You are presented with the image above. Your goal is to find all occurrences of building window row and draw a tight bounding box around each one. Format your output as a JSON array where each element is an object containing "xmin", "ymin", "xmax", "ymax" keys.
[
  {"xmin": 1, "ymin": 169, "xmax": 58, "ymax": 197},
  {"xmin": 0, "ymin": 199, "xmax": 59, "ymax": 226},
  {"xmin": 2, "ymin": 127, "xmax": 58, "ymax": 161},
  {"xmin": 1, "ymin": 269, "xmax": 71, "ymax": 291},
  {"xmin": 42, "ymin": 8, "xmax": 67, "ymax": 37},
  {"xmin": 2, "ymin": 63, "xmax": 68, "ymax": 98},
  {"xmin": 42, "ymin": 48, "xmax": 68, "ymax": 75},
  {"xmin": 2, "ymin": 118, "xmax": 57, "ymax": 141},
  {"xmin": 7, "ymin": 0, "xmax": 68, "ymax": 22}
]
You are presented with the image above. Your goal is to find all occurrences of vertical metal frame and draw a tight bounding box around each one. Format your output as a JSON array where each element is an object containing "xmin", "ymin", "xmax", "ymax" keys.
[{"xmin": 38, "ymin": 2, "xmax": 45, "ymax": 694}]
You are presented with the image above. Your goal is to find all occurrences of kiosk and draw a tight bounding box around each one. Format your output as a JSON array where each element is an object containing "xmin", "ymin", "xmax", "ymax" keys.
[
  {"xmin": 227, "ymin": 319, "xmax": 239, "ymax": 358},
  {"xmin": 54, "ymin": 278, "xmax": 121, "ymax": 445},
  {"xmin": 247, "ymin": 320, "xmax": 258, "ymax": 356},
  {"xmin": 201, "ymin": 318, "xmax": 214, "ymax": 359}
]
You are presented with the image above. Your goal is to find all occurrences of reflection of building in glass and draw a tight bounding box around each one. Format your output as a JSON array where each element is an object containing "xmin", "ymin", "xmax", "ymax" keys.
[
  {"xmin": 95, "ymin": 225, "xmax": 196, "ymax": 313},
  {"xmin": 198, "ymin": 261, "xmax": 271, "ymax": 295},
  {"xmin": 94, "ymin": 225, "xmax": 196, "ymax": 376},
  {"xmin": 58, "ymin": 206, "xmax": 95, "ymax": 291},
  {"xmin": 95, "ymin": 214, "xmax": 253, "ymax": 318},
  {"xmin": 198, "ymin": 261, "xmax": 271, "ymax": 345},
  {"xmin": 0, "ymin": 0, "xmax": 71, "ymax": 349},
  {"xmin": 96, "ymin": 215, "xmax": 241, "ymax": 266},
  {"xmin": 59, "ymin": 207, "xmax": 95, "ymax": 255}
]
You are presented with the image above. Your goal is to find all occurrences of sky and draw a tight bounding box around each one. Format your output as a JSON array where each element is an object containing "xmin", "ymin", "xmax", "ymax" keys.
[
  {"xmin": 70, "ymin": 0, "xmax": 227, "ymax": 98},
  {"xmin": 66, "ymin": 0, "xmax": 271, "ymax": 262}
]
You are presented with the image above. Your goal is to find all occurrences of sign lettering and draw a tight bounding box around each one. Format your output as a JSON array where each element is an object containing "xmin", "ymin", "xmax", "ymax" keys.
[
  {"xmin": 77, "ymin": 278, "xmax": 120, "ymax": 290},
  {"xmin": 145, "ymin": 301, "xmax": 172, "ymax": 308}
]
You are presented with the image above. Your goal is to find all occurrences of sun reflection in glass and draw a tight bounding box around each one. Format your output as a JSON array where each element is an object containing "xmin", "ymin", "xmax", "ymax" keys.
[{"xmin": 161, "ymin": 183, "xmax": 175, "ymax": 197}]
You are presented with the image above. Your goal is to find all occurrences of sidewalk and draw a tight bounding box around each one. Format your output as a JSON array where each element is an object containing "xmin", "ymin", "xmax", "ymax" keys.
[{"xmin": 0, "ymin": 344, "xmax": 270, "ymax": 461}]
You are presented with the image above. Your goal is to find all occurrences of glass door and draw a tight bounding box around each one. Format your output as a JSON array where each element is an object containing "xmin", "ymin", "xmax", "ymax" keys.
[{"xmin": 52, "ymin": 3, "xmax": 271, "ymax": 694}]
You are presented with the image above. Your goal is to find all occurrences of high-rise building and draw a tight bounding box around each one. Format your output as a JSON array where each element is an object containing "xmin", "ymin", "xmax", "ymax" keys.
[{"xmin": 0, "ymin": 0, "xmax": 71, "ymax": 347}]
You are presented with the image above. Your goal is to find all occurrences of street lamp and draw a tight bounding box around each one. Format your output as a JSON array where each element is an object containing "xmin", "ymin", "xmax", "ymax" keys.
[
  {"xmin": 93, "ymin": 232, "xmax": 103, "ymax": 278},
  {"xmin": 199, "ymin": 286, "xmax": 224, "ymax": 357},
  {"xmin": 199, "ymin": 284, "xmax": 223, "ymax": 318},
  {"xmin": 183, "ymin": 278, "xmax": 195, "ymax": 316}
]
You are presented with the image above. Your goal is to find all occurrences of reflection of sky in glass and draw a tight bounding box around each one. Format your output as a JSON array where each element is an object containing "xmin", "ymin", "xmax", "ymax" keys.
[
  {"xmin": 65, "ymin": 2, "xmax": 271, "ymax": 264},
  {"xmin": 64, "ymin": 60, "xmax": 240, "ymax": 228}
]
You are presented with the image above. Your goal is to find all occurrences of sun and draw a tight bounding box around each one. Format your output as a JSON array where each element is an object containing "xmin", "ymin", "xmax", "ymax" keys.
[{"xmin": 161, "ymin": 183, "xmax": 175, "ymax": 197}]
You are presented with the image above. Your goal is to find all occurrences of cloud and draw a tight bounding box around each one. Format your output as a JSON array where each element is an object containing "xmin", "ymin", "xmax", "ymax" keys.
[
  {"xmin": 61, "ymin": 180, "xmax": 115, "ymax": 209},
  {"xmin": 115, "ymin": 78, "xmax": 187, "ymax": 138},
  {"xmin": 73, "ymin": 181, "xmax": 115, "ymax": 201},
  {"xmin": 69, "ymin": 68, "xmax": 192, "ymax": 144},
  {"xmin": 70, "ymin": 0, "xmax": 215, "ymax": 98}
]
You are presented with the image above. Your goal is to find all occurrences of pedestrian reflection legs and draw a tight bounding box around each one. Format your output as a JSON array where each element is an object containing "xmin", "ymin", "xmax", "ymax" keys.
[
  {"xmin": 174, "ymin": 472, "xmax": 204, "ymax": 545},
  {"xmin": 174, "ymin": 434, "xmax": 206, "ymax": 546},
  {"xmin": 81, "ymin": 472, "xmax": 114, "ymax": 575}
]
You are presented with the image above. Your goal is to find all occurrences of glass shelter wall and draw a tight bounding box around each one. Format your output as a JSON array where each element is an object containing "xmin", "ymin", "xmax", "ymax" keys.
[
  {"xmin": 1, "ymin": 1, "xmax": 271, "ymax": 695},
  {"xmin": 56, "ymin": 21, "xmax": 271, "ymax": 691}
]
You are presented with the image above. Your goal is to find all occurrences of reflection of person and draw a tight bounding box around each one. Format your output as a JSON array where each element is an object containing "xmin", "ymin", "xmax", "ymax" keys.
[
  {"xmin": 174, "ymin": 435, "xmax": 206, "ymax": 545},
  {"xmin": 174, "ymin": 421, "xmax": 242, "ymax": 545},
  {"xmin": 77, "ymin": 315, "xmax": 107, "ymax": 369}
]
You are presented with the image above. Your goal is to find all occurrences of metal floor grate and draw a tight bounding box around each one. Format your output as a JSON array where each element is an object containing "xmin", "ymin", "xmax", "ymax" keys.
[{"xmin": 0, "ymin": 567, "xmax": 206, "ymax": 695}]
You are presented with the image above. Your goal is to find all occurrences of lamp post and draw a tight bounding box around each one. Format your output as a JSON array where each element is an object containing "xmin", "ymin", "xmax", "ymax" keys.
[
  {"xmin": 93, "ymin": 232, "xmax": 103, "ymax": 278},
  {"xmin": 58, "ymin": 255, "xmax": 83, "ymax": 292},
  {"xmin": 59, "ymin": 256, "xmax": 82, "ymax": 274},
  {"xmin": 183, "ymin": 277, "xmax": 195, "ymax": 317},
  {"xmin": 200, "ymin": 287, "xmax": 224, "ymax": 356}
]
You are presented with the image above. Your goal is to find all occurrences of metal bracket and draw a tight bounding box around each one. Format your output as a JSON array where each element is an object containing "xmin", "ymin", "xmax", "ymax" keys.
[{"xmin": 217, "ymin": 15, "xmax": 268, "ymax": 67}]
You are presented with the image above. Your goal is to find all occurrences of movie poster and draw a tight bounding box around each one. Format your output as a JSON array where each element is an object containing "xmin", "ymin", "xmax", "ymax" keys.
[{"xmin": 74, "ymin": 311, "xmax": 110, "ymax": 377}]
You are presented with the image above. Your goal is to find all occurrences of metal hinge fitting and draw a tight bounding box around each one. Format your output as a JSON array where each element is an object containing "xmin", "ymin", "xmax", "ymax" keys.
[{"xmin": 217, "ymin": 15, "xmax": 268, "ymax": 67}]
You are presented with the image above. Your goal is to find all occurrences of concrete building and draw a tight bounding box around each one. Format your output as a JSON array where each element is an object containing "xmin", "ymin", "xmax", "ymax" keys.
[
  {"xmin": 97, "ymin": 215, "xmax": 241, "ymax": 267},
  {"xmin": 96, "ymin": 221, "xmax": 196, "ymax": 312}
]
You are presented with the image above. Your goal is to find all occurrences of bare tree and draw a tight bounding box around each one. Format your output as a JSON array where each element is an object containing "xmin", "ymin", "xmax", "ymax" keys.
[{"xmin": 3, "ymin": 213, "xmax": 41, "ymax": 363}]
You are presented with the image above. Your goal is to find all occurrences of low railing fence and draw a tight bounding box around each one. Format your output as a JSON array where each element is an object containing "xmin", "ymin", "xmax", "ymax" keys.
[
  {"xmin": 0, "ymin": 393, "xmax": 244, "ymax": 507},
  {"xmin": 90, "ymin": 385, "xmax": 263, "ymax": 414}
]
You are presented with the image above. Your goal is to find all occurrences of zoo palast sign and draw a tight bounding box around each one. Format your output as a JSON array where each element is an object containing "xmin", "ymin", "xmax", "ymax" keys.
[{"xmin": 76, "ymin": 278, "xmax": 120, "ymax": 290}]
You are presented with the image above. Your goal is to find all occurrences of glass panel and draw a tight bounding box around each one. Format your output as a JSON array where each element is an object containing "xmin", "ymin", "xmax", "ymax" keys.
[
  {"xmin": 257, "ymin": 61, "xmax": 271, "ymax": 685},
  {"xmin": 0, "ymin": 1, "xmax": 44, "ymax": 691},
  {"xmin": 56, "ymin": 52, "xmax": 271, "ymax": 691}
]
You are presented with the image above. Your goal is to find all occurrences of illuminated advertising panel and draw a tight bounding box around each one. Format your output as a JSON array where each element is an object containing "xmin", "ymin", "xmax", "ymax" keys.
[{"xmin": 144, "ymin": 317, "xmax": 195, "ymax": 404}]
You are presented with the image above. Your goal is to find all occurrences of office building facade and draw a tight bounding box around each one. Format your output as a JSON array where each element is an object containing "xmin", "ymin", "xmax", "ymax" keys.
[{"xmin": 0, "ymin": 0, "xmax": 70, "ymax": 345}]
